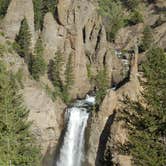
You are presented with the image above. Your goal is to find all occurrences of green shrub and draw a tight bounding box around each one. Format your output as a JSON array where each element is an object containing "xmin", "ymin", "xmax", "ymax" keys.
[
  {"xmin": 127, "ymin": 10, "xmax": 143, "ymax": 25},
  {"xmin": 0, "ymin": 44, "xmax": 6, "ymax": 56},
  {"xmin": 0, "ymin": 31, "xmax": 5, "ymax": 36}
]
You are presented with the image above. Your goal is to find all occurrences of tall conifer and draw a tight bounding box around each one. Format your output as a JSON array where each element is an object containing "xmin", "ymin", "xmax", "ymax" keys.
[
  {"xmin": 0, "ymin": 61, "xmax": 40, "ymax": 165},
  {"xmin": 15, "ymin": 18, "xmax": 31, "ymax": 63}
]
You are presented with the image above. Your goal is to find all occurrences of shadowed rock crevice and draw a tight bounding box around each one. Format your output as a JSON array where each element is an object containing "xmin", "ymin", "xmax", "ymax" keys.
[{"xmin": 95, "ymin": 111, "xmax": 116, "ymax": 166}]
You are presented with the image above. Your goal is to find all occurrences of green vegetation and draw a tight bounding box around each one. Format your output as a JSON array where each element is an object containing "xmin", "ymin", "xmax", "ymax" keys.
[
  {"xmin": 139, "ymin": 26, "xmax": 153, "ymax": 52},
  {"xmin": 98, "ymin": 0, "xmax": 144, "ymax": 41},
  {"xmin": 127, "ymin": 10, "xmax": 143, "ymax": 25},
  {"xmin": 29, "ymin": 36, "xmax": 46, "ymax": 80},
  {"xmin": 121, "ymin": 0, "xmax": 140, "ymax": 11},
  {"xmin": 33, "ymin": 0, "xmax": 43, "ymax": 30},
  {"xmin": 98, "ymin": 0, "xmax": 124, "ymax": 41},
  {"xmin": 121, "ymin": 47, "xmax": 166, "ymax": 165},
  {"xmin": 49, "ymin": 52, "xmax": 74, "ymax": 104},
  {"xmin": 0, "ymin": 0, "xmax": 11, "ymax": 18},
  {"xmin": 0, "ymin": 44, "xmax": 6, "ymax": 56},
  {"xmin": 42, "ymin": 0, "xmax": 57, "ymax": 15},
  {"xmin": 49, "ymin": 52, "xmax": 64, "ymax": 93},
  {"xmin": 33, "ymin": 0, "xmax": 57, "ymax": 30},
  {"xmin": 14, "ymin": 68, "xmax": 24, "ymax": 88},
  {"xmin": 15, "ymin": 18, "xmax": 31, "ymax": 63},
  {"xmin": 95, "ymin": 68, "xmax": 109, "ymax": 105},
  {"xmin": 0, "ymin": 61, "xmax": 40, "ymax": 166},
  {"xmin": 63, "ymin": 54, "xmax": 74, "ymax": 103}
]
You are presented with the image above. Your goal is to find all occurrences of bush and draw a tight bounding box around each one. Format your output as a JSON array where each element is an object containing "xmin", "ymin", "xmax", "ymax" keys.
[
  {"xmin": 0, "ymin": 44, "xmax": 6, "ymax": 56},
  {"xmin": 127, "ymin": 10, "xmax": 143, "ymax": 25}
]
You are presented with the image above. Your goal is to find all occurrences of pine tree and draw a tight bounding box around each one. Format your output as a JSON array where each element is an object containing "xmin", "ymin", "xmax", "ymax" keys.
[
  {"xmin": 49, "ymin": 52, "xmax": 64, "ymax": 95},
  {"xmin": 121, "ymin": 47, "xmax": 166, "ymax": 166},
  {"xmin": 0, "ymin": 61, "xmax": 40, "ymax": 166},
  {"xmin": 0, "ymin": 0, "xmax": 11, "ymax": 17},
  {"xmin": 42, "ymin": 0, "xmax": 57, "ymax": 15},
  {"xmin": 33, "ymin": 0, "xmax": 43, "ymax": 30},
  {"xmin": 29, "ymin": 36, "xmax": 46, "ymax": 80},
  {"xmin": 15, "ymin": 18, "xmax": 31, "ymax": 63},
  {"xmin": 140, "ymin": 26, "xmax": 154, "ymax": 52},
  {"xmin": 96, "ymin": 67, "xmax": 109, "ymax": 104},
  {"xmin": 98, "ymin": 0, "xmax": 124, "ymax": 41},
  {"xmin": 33, "ymin": 0, "xmax": 57, "ymax": 30}
]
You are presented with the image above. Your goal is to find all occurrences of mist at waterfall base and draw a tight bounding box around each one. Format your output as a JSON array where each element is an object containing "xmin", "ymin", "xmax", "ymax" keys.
[{"xmin": 56, "ymin": 95, "xmax": 95, "ymax": 166}]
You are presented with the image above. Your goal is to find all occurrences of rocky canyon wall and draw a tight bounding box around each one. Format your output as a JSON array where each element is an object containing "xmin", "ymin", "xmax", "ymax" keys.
[{"xmin": 0, "ymin": 0, "xmax": 165, "ymax": 165}]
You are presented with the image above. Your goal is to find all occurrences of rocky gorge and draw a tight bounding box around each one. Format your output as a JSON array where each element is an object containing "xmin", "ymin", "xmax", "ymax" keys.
[{"xmin": 0, "ymin": 0, "xmax": 165, "ymax": 166}]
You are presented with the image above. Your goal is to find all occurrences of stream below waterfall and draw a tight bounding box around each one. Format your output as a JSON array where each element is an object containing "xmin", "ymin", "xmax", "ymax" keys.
[{"xmin": 56, "ymin": 95, "xmax": 95, "ymax": 166}]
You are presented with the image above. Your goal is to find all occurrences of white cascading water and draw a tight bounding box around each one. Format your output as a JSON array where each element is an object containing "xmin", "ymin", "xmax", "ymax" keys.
[{"xmin": 56, "ymin": 95, "xmax": 95, "ymax": 166}]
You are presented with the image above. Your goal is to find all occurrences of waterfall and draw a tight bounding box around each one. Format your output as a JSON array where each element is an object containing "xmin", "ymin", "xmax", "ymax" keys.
[{"xmin": 56, "ymin": 95, "xmax": 95, "ymax": 166}]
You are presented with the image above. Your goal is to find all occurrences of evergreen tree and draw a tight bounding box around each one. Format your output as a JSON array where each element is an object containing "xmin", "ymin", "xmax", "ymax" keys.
[
  {"xmin": 98, "ymin": 0, "xmax": 124, "ymax": 41},
  {"xmin": 127, "ymin": 10, "xmax": 143, "ymax": 25},
  {"xmin": 139, "ymin": 26, "xmax": 154, "ymax": 52},
  {"xmin": 15, "ymin": 18, "xmax": 31, "ymax": 63},
  {"xmin": 121, "ymin": 47, "xmax": 166, "ymax": 166},
  {"xmin": 63, "ymin": 54, "xmax": 74, "ymax": 103},
  {"xmin": 0, "ymin": 0, "xmax": 11, "ymax": 17},
  {"xmin": 42, "ymin": 0, "xmax": 57, "ymax": 15},
  {"xmin": 0, "ymin": 61, "xmax": 40, "ymax": 166},
  {"xmin": 33, "ymin": 0, "xmax": 43, "ymax": 30},
  {"xmin": 33, "ymin": 0, "xmax": 57, "ymax": 30},
  {"xmin": 96, "ymin": 67, "xmax": 109, "ymax": 104},
  {"xmin": 49, "ymin": 52, "xmax": 64, "ymax": 95},
  {"xmin": 29, "ymin": 36, "xmax": 46, "ymax": 80}
]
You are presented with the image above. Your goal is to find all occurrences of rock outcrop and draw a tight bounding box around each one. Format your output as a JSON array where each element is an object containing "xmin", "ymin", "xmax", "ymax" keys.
[
  {"xmin": 2, "ymin": 0, "xmax": 36, "ymax": 46},
  {"xmin": 1, "ymin": 0, "xmax": 165, "ymax": 166},
  {"xmin": 41, "ymin": 0, "xmax": 112, "ymax": 97},
  {"xmin": 86, "ymin": 53, "xmax": 141, "ymax": 166}
]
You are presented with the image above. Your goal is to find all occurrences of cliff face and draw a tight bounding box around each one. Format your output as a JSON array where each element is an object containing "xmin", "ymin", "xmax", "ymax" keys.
[
  {"xmin": 0, "ymin": 0, "xmax": 165, "ymax": 166},
  {"xmin": 2, "ymin": 0, "xmax": 124, "ymax": 97}
]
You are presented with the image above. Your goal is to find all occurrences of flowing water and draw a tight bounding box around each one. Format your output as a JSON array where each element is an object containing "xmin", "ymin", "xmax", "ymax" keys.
[{"xmin": 56, "ymin": 95, "xmax": 95, "ymax": 166}]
